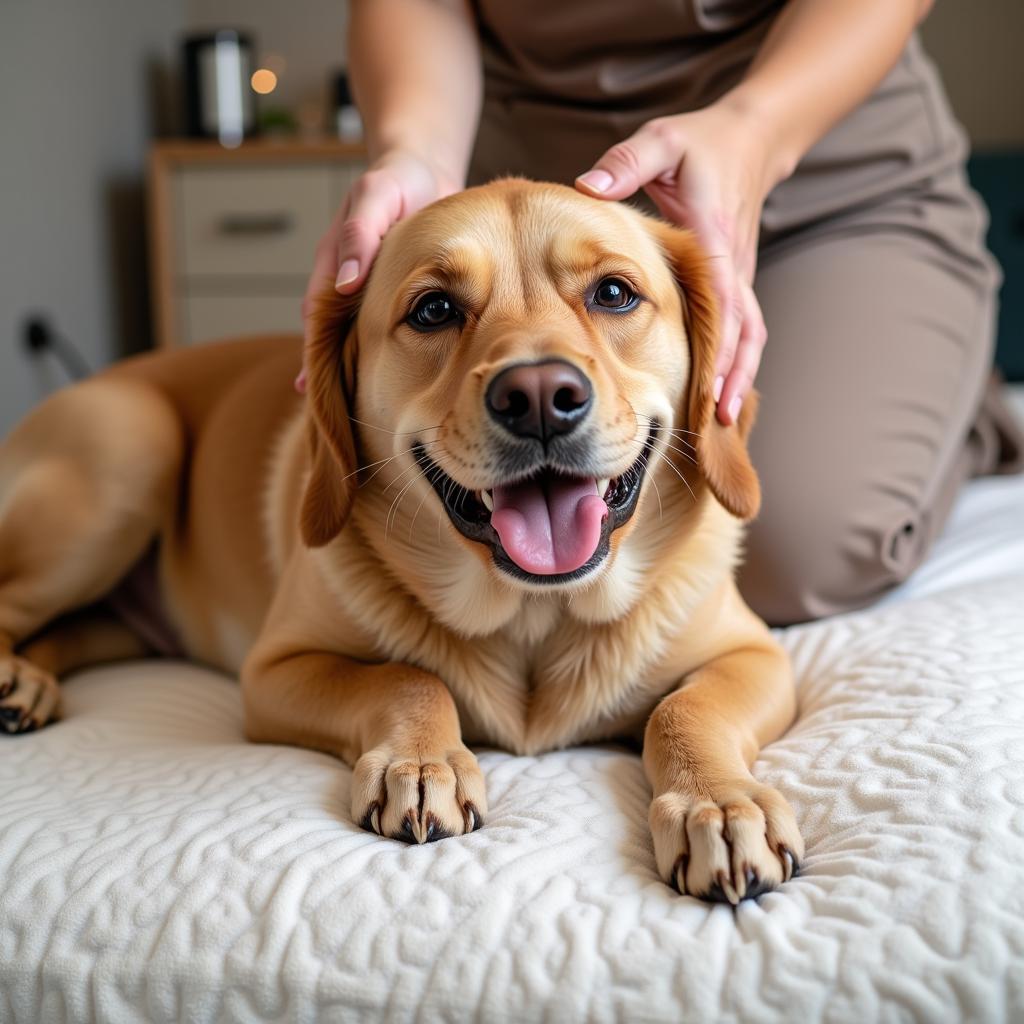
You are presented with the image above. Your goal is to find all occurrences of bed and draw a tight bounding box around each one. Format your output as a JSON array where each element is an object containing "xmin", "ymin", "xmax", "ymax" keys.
[{"xmin": 2, "ymin": 398, "xmax": 1023, "ymax": 1024}]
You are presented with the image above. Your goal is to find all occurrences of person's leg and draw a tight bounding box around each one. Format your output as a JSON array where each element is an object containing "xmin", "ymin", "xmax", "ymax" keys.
[{"xmin": 739, "ymin": 218, "xmax": 1001, "ymax": 625}]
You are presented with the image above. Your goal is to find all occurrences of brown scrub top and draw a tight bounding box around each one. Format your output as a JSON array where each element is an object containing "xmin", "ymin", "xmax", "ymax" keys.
[{"xmin": 472, "ymin": 0, "xmax": 981, "ymax": 250}]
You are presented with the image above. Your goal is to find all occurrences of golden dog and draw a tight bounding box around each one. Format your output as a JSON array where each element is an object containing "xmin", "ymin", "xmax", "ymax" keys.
[{"xmin": 0, "ymin": 180, "xmax": 803, "ymax": 903}]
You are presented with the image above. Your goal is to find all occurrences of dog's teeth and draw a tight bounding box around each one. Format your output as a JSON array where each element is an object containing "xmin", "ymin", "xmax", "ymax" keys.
[
  {"xmin": 481, "ymin": 490, "xmax": 494, "ymax": 511},
  {"xmin": 597, "ymin": 478, "xmax": 610, "ymax": 497}
]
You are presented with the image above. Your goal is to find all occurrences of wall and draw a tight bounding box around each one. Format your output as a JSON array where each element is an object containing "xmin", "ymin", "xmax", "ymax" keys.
[
  {"xmin": 920, "ymin": 0, "xmax": 1024, "ymax": 150},
  {"xmin": 0, "ymin": 0, "xmax": 184, "ymax": 436}
]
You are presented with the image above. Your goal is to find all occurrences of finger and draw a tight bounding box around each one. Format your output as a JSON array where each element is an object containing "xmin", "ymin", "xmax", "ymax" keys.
[
  {"xmin": 575, "ymin": 118, "xmax": 682, "ymax": 200},
  {"xmin": 717, "ymin": 282, "xmax": 767, "ymax": 426},
  {"xmin": 709, "ymin": 259, "xmax": 742, "ymax": 407},
  {"xmin": 334, "ymin": 169, "xmax": 405, "ymax": 293}
]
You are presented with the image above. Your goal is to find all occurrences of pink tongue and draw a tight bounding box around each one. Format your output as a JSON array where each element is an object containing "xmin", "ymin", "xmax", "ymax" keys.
[{"xmin": 491, "ymin": 474, "xmax": 609, "ymax": 575}]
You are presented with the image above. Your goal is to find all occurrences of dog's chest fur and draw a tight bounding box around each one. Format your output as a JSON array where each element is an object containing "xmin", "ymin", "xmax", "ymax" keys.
[{"xmin": 321, "ymin": 513, "xmax": 735, "ymax": 756}]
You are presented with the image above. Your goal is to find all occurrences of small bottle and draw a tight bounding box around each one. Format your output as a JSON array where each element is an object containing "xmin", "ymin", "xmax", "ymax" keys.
[{"xmin": 333, "ymin": 72, "xmax": 363, "ymax": 142}]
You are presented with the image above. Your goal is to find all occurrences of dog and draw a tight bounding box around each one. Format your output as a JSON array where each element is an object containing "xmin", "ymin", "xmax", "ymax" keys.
[{"xmin": 0, "ymin": 179, "xmax": 803, "ymax": 903}]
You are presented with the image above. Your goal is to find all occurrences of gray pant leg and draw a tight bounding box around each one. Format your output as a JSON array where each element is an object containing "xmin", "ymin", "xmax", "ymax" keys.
[{"xmin": 739, "ymin": 223, "xmax": 998, "ymax": 625}]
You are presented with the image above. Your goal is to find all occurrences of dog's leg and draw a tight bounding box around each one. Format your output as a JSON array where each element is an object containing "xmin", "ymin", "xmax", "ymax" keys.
[
  {"xmin": 0, "ymin": 378, "xmax": 183, "ymax": 731},
  {"xmin": 0, "ymin": 377, "xmax": 182, "ymax": 644},
  {"xmin": 0, "ymin": 610, "xmax": 151, "ymax": 733},
  {"xmin": 242, "ymin": 652, "xmax": 487, "ymax": 842},
  {"xmin": 642, "ymin": 641, "xmax": 804, "ymax": 903}
]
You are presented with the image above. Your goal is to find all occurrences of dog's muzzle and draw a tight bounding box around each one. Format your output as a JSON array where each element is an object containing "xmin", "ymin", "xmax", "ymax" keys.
[{"xmin": 413, "ymin": 419, "xmax": 659, "ymax": 586}]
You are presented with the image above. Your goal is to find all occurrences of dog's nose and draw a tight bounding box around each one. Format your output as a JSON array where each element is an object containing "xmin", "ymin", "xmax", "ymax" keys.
[{"xmin": 486, "ymin": 359, "xmax": 593, "ymax": 442}]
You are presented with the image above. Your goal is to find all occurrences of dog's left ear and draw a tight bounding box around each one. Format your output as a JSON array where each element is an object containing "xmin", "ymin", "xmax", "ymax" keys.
[
  {"xmin": 649, "ymin": 221, "xmax": 761, "ymax": 521},
  {"xmin": 300, "ymin": 286, "xmax": 362, "ymax": 547}
]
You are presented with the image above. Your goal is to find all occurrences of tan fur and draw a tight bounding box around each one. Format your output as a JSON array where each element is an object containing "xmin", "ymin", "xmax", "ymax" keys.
[{"xmin": 0, "ymin": 180, "xmax": 803, "ymax": 900}]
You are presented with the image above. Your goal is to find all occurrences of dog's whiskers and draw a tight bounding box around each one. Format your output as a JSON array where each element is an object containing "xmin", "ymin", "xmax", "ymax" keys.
[
  {"xmin": 656, "ymin": 438, "xmax": 699, "ymax": 467},
  {"xmin": 625, "ymin": 429, "xmax": 698, "ymax": 467},
  {"xmin": 650, "ymin": 448, "xmax": 697, "ymax": 503},
  {"xmin": 381, "ymin": 452, "xmax": 435, "ymax": 494},
  {"xmin": 633, "ymin": 451, "xmax": 664, "ymax": 521},
  {"xmin": 385, "ymin": 470, "xmax": 427, "ymax": 540},
  {"xmin": 408, "ymin": 464, "xmax": 447, "ymax": 540},
  {"xmin": 348, "ymin": 417, "xmax": 443, "ymax": 438},
  {"xmin": 341, "ymin": 438, "xmax": 440, "ymax": 488},
  {"xmin": 624, "ymin": 435, "xmax": 697, "ymax": 504},
  {"xmin": 633, "ymin": 413, "xmax": 701, "ymax": 446}
]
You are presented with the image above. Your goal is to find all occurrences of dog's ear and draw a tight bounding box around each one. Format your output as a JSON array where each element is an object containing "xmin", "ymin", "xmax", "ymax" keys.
[
  {"xmin": 649, "ymin": 221, "xmax": 761, "ymax": 521},
  {"xmin": 300, "ymin": 286, "xmax": 362, "ymax": 547}
]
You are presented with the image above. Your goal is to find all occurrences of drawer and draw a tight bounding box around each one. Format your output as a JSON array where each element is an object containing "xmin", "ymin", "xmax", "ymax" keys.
[
  {"xmin": 175, "ymin": 165, "xmax": 336, "ymax": 279},
  {"xmin": 181, "ymin": 292, "xmax": 304, "ymax": 345}
]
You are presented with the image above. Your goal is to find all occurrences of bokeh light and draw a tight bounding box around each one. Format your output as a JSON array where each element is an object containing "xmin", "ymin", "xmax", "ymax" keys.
[{"xmin": 250, "ymin": 69, "xmax": 277, "ymax": 95}]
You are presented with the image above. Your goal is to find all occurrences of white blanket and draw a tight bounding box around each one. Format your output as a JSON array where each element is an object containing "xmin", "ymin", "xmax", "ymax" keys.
[{"xmin": 2, "ymin": 474, "xmax": 1023, "ymax": 1023}]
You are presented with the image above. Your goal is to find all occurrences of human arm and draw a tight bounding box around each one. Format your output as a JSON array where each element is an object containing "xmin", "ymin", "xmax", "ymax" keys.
[
  {"xmin": 304, "ymin": 0, "xmax": 482, "ymax": 310},
  {"xmin": 576, "ymin": 0, "xmax": 935, "ymax": 424}
]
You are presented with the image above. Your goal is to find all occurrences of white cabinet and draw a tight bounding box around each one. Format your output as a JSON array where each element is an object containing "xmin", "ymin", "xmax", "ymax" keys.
[{"xmin": 148, "ymin": 141, "xmax": 366, "ymax": 347}]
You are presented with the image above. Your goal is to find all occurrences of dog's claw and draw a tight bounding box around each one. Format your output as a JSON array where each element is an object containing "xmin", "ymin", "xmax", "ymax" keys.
[
  {"xmin": 671, "ymin": 854, "xmax": 688, "ymax": 895},
  {"xmin": 424, "ymin": 814, "xmax": 453, "ymax": 843},
  {"xmin": 717, "ymin": 870, "xmax": 740, "ymax": 906},
  {"xmin": 360, "ymin": 803, "xmax": 382, "ymax": 835},
  {"xmin": 463, "ymin": 802, "xmax": 484, "ymax": 833},
  {"xmin": 780, "ymin": 846, "xmax": 798, "ymax": 882}
]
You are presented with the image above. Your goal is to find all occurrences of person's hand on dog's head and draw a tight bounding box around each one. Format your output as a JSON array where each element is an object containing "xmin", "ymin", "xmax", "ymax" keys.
[
  {"xmin": 575, "ymin": 102, "xmax": 777, "ymax": 428},
  {"xmin": 297, "ymin": 149, "xmax": 461, "ymax": 394}
]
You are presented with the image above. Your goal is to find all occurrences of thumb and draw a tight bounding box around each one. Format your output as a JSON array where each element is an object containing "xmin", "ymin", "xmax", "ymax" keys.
[{"xmin": 575, "ymin": 120, "xmax": 681, "ymax": 201}]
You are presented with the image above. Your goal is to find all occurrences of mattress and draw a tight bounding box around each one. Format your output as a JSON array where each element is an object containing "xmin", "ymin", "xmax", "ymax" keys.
[{"xmin": 2, "ymin": 432, "xmax": 1023, "ymax": 1023}]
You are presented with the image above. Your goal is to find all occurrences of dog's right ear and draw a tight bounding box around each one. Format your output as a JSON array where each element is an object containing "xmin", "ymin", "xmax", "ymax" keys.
[{"xmin": 300, "ymin": 286, "xmax": 362, "ymax": 548}]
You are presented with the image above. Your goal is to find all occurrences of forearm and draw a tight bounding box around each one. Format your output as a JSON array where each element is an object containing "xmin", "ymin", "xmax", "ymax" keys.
[
  {"xmin": 348, "ymin": 0, "xmax": 482, "ymax": 182},
  {"xmin": 721, "ymin": 0, "xmax": 934, "ymax": 187}
]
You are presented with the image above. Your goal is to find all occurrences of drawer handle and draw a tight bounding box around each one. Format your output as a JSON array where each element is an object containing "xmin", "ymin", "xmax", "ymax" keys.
[{"xmin": 217, "ymin": 212, "xmax": 295, "ymax": 236}]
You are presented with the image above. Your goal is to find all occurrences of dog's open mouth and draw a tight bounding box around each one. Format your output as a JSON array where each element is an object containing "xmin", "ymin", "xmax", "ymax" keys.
[{"xmin": 413, "ymin": 424, "xmax": 659, "ymax": 584}]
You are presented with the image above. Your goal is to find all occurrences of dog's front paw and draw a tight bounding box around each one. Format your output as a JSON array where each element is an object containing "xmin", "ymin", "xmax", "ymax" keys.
[
  {"xmin": 352, "ymin": 743, "xmax": 487, "ymax": 843},
  {"xmin": 0, "ymin": 656, "xmax": 60, "ymax": 735},
  {"xmin": 649, "ymin": 782, "xmax": 803, "ymax": 903}
]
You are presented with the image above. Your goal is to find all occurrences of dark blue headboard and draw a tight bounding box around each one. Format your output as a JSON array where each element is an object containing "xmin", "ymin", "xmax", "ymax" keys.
[{"xmin": 969, "ymin": 151, "xmax": 1024, "ymax": 381}]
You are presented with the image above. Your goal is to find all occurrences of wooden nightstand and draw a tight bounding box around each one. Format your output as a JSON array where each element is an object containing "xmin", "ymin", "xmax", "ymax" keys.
[{"xmin": 147, "ymin": 140, "xmax": 367, "ymax": 348}]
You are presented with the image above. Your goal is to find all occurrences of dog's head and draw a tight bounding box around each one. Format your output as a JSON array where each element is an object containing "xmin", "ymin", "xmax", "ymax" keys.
[{"xmin": 302, "ymin": 180, "xmax": 759, "ymax": 602}]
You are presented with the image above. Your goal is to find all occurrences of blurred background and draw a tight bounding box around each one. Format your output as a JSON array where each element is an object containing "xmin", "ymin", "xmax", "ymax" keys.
[{"xmin": 1, "ymin": 0, "xmax": 1022, "ymax": 435}]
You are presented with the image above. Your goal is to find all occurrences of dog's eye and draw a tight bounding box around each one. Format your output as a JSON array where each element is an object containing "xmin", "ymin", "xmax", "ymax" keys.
[
  {"xmin": 591, "ymin": 278, "xmax": 638, "ymax": 311},
  {"xmin": 408, "ymin": 292, "xmax": 462, "ymax": 331}
]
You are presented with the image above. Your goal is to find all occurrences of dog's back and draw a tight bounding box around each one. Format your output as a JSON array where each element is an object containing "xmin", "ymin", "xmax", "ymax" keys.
[{"xmin": 0, "ymin": 336, "xmax": 305, "ymax": 679}]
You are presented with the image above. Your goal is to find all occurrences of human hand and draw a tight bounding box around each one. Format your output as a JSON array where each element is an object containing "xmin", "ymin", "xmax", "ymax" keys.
[
  {"xmin": 306, "ymin": 149, "xmax": 460, "ymax": 308},
  {"xmin": 575, "ymin": 102, "xmax": 779, "ymax": 425},
  {"xmin": 298, "ymin": 150, "xmax": 461, "ymax": 391}
]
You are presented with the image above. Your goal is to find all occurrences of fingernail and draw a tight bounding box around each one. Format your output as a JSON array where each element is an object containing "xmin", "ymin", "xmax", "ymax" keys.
[
  {"xmin": 713, "ymin": 376, "xmax": 724, "ymax": 403},
  {"xmin": 576, "ymin": 169, "xmax": 614, "ymax": 194},
  {"xmin": 728, "ymin": 394, "xmax": 743, "ymax": 422},
  {"xmin": 335, "ymin": 259, "xmax": 359, "ymax": 287}
]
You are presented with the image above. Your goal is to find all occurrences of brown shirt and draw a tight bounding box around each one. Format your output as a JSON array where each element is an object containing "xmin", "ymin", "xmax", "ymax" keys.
[{"xmin": 469, "ymin": 0, "xmax": 979, "ymax": 252}]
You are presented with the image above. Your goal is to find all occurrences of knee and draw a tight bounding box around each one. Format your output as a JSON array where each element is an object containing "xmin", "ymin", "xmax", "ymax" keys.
[{"xmin": 738, "ymin": 491, "xmax": 929, "ymax": 626}]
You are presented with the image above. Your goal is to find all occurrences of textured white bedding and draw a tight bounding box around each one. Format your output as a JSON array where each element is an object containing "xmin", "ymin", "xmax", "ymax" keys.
[{"xmin": 1, "ymin": 445, "xmax": 1023, "ymax": 1022}]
